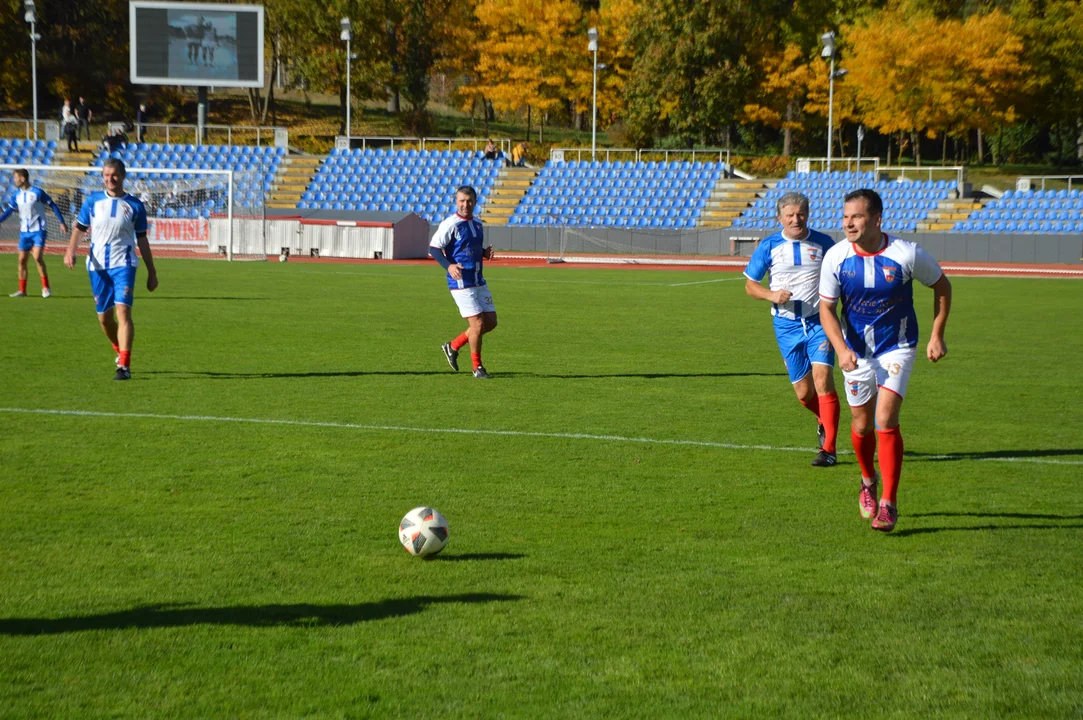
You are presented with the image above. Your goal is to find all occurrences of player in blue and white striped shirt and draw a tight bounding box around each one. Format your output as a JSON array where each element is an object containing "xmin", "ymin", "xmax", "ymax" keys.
[
  {"xmin": 430, "ymin": 185, "xmax": 497, "ymax": 379},
  {"xmin": 2, "ymin": 169, "xmax": 68, "ymax": 298},
  {"xmin": 744, "ymin": 192, "xmax": 841, "ymax": 467},
  {"xmin": 64, "ymin": 159, "xmax": 159, "ymax": 381},
  {"xmin": 819, "ymin": 189, "xmax": 952, "ymax": 532}
]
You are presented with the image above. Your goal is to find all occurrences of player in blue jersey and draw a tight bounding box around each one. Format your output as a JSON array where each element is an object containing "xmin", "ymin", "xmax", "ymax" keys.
[
  {"xmin": 430, "ymin": 185, "xmax": 496, "ymax": 379},
  {"xmin": 744, "ymin": 192, "xmax": 841, "ymax": 466},
  {"xmin": 2, "ymin": 169, "xmax": 68, "ymax": 298},
  {"xmin": 819, "ymin": 189, "xmax": 952, "ymax": 532},
  {"xmin": 63, "ymin": 159, "xmax": 159, "ymax": 381}
]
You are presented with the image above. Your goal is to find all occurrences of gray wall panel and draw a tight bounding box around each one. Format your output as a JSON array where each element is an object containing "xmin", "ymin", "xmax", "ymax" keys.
[
  {"xmin": 917, "ymin": 235, "xmax": 945, "ymax": 259},
  {"xmin": 942, "ymin": 236, "xmax": 968, "ymax": 261},
  {"xmin": 1035, "ymin": 238, "xmax": 1060, "ymax": 264},
  {"xmin": 966, "ymin": 236, "xmax": 989, "ymax": 262},
  {"xmin": 1059, "ymin": 236, "xmax": 1083, "ymax": 264},
  {"xmin": 987, "ymin": 236, "xmax": 1012, "ymax": 263},
  {"xmin": 1012, "ymin": 236, "xmax": 1035, "ymax": 262}
]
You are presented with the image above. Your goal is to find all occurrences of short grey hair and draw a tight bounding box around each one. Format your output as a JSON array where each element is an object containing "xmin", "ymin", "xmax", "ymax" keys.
[{"xmin": 776, "ymin": 192, "xmax": 810, "ymax": 216}]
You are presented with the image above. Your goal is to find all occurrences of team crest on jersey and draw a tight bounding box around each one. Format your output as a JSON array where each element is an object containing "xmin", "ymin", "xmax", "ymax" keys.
[
  {"xmin": 882, "ymin": 265, "xmax": 898, "ymax": 283},
  {"xmin": 808, "ymin": 247, "xmax": 822, "ymax": 262},
  {"xmin": 848, "ymin": 381, "xmax": 860, "ymax": 396}
]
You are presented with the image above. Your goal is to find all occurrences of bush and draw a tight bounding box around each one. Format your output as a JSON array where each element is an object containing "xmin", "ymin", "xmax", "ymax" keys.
[{"xmin": 739, "ymin": 155, "xmax": 792, "ymax": 178}]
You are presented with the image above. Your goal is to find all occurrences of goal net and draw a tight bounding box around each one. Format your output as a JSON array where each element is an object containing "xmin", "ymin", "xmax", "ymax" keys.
[
  {"xmin": 544, "ymin": 223, "xmax": 736, "ymax": 266},
  {"xmin": 0, "ymin": 164, "xmax": 256, "ymax": 259}
]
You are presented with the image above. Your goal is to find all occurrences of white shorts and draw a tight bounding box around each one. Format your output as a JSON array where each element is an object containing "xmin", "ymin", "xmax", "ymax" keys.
[
  {"xmin": 450, "ymin": 285, "xmax": 496, "ymax": 318},
  {"xmin": 841, "ymin": 347, "xmax": 916, "ymax": 407}
]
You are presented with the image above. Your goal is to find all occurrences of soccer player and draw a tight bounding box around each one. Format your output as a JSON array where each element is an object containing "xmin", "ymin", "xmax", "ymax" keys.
[
  {"xmin": 819, "ymin": 188, "xmax": 951, "ymax": 532},
  {"xmin": 2, "ymin": 169, "xmax": 68, "ymax": 298},
  {"xmin": 63, "ymin": 159, "xmax": 159, "ymax": 381},
  {"xmin": 431, "ymin": 185, "xmax": 497, "ymax": 379},
  {"xmin": 744, "ymin": 192, "xmax": 841, "ymax": 466}
]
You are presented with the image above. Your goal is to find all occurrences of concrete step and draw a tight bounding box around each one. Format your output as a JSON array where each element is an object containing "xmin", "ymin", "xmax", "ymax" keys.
[
  {"xmin": 267, "ymin": 201, "xmax": 299, "ymax": 209},
  {"xmin": 483, "ymin": 207, "xmax": 515, "ymax": 217},
  {"xmin": 918, "ymin": 222, "xmax": 957, "ymax": 232},
  {"xmin": 698, "ymin": 220, "xmax": 733, "ymax": 229},
  {"xmin": 705, "ymin": 209, "xmax": 744, "ymax": 219}
]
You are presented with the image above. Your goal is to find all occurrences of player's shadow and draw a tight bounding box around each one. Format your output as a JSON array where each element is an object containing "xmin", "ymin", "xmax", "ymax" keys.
[
  {"xmin": 140, "ymin": 296, "xmax": 272, "ymax": 301},
  {"xmin": 0, "ymin": 593, "xmax": 522, "ymax": 636},
  {"xmin": 502, "ymin": 371, "xmax": 786, "ymax": 380},
  {"xmin": 906, "ymin": 449, "xmax": 1083, "ymax": 462},
  {"xmin": 432, "ymin": 552, "xmax": 526, "ymax": 562},
  {"xmin": 891, "ymin": 523, "xmax": 1083, "ymax": 538},
  {"xmin": 146, "ymin": 370, "xmax": 447, "ymax": 379},
  {"xmin": 909, "ymin": 511, "xmax": 1083, "ymax": 521}
]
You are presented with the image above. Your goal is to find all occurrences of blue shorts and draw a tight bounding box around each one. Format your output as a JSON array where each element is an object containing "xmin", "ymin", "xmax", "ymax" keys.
[
  {"xmin": 18, "ymin": 231, "xmax": 46, "ymax": 251},
  {"xmin": 89, "ymin": 266, "xmax": 137, "ymax": 314},
  {"xmin": 773, "ymin": 316, "xmax": 835, "ymax": 383}
]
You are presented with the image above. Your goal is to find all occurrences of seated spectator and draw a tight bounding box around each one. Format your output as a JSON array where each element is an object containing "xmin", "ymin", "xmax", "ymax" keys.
[
  {"xmin": 484, "ymin": 138, "xmax": 498, "ymax": 161},
  {"xmin": 511, "ymin": 141, "xmax": 529, "ymax": 167},
  {"xmin": 103, "ymin": 127, "xmax": 128, "ymax": 153}
]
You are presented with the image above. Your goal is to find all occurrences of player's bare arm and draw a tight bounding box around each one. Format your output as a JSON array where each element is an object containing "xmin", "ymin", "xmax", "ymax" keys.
[
  {"xmin": 64, "ymin": 225, "xmax": 87, "ymax": 269},
  {"xmin": 927, "ymin": 274, "xmax": 952, "ymax": 362},
  {"xmin": 136, "ymin": 232, "xmax": 158, "ymax": 292},
  {"xmin": 819, "ymin": 297, "xmax": 858, "ymax": 371},
  {"xmin": 745, "ymin": 278, "xmax": 791, "ymax": 304}
]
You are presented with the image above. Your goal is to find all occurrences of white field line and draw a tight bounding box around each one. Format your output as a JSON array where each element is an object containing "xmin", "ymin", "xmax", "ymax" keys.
[
  {"xmin": 294, "ymin": 269, "xmax": 729, "ymax": 288},
  {"xmin": 2, "ymin": 407, "xmax": 1081, "ymax": 466},
  {"xmin": 667, "ymin": 277, "xmax": 745, "ymax": 287}
]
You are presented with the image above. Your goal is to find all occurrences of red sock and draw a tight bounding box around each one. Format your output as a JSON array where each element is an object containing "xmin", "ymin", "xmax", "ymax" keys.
[
  {"xmin": 111, "ymin": 342, "xmax": 121, "ymax": 355},
  {"xmin": 470, "ymin": 352, "xmax": 482, "ymax": 371},
  {"xmin": 817, "ymin": 391, "xmax": 840, "ymax": 453},
  {"xmin": 798, "ymin": 394, "xmax": 821, "ymax": 419},
  {"xmin": 18, "ymin": 278, "xmax": 27, "ymax": 293},
  {"xmin": 876, "ymin": 426, "xmax": 904, "ymax": 504},
  {"xmin": 450, "ymin": 332, "xmax": 469, "ymax": 351},
  {"xmin": 119, "ymin": 350, "xmax": 131, "ymax": 369},
  {"xmin": 851, "ymin": 429, "xmax": 877, "ymax": 482},
  {"xmin": 40, "ymin": 274, "xmax": 49, "ymax": 289}
]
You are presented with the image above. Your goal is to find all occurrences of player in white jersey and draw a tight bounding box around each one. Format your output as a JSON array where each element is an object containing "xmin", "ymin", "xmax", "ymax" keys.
[
  {"xmin": 819, "ymin": 189, "xmax": 952, "ymax": 532},
  {"xmin": 744, "ymin": 192, "xmax": 840, "ymax": 467},
  {"xmin": 430, "ymin": 186, "xmax": 496, "ymax": 379},
  {"xmin": 64, "ymin": 159, "xmax": 159, "ymax": 381},
  {"xmin": 2, "ymin": 169, "xmax": 67, "ymax": 298}
]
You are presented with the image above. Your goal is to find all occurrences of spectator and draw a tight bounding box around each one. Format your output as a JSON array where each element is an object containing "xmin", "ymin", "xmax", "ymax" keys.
[
  {"xmin": 104, "ymin": 127, "xmax": 128, "ymax": 153},
  {"xmin": 135, "ymin": 104, "xmax": 148, "ymax": 143},
  {"xmin": 484, "ymin": 138, "xmax": 498, "ymax": 161},
  {"xmin": 76, "ymin": 96, "xmax": 93, "ymax": 141},
  {"xmin": 511, "ymin": 141, "xmax": 529, "ymax": 167},
  {"xmin": 62, "ymin": 100, "xmax": 79, "ymax": 152}
]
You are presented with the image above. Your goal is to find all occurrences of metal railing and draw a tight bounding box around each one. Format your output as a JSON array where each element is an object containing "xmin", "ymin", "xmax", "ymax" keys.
[
  {"xmin": 1015, "ymin": 175, "xmax": 1083, "ymax": 192},
  {"xmin": 0, "ymin": 118, "xmax": 60, "ymax": 141},
  {"xmin": 117, "ymin": 122, "xmax": 287, "ymax": 147},
  {"xmin": 336, "ymin": 136, "xmax": 512, "ymax": 155},
  {"xmin": 551, "ymin": 147, "xmax": 733, "ymax": 166},
  {"xmin": 795, "ymin": 157, "xmax": 881, "ymax": 174},
  {"xmin": 879, "ymin": 165, "xmax": 965, "ymax": 189}
]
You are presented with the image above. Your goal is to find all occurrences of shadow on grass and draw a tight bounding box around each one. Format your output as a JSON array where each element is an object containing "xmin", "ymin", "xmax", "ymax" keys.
[
  {"xmin": 140, "ymin": 296, "xmax": 272, "ymax": 301},
  {"xmin": 906, "ymin": 449, "xmax": 1083, "ymax": 462},
  {"xmin": 0, "ymin": 593, "xmax": 522, "ymax": 636},
  {"xmin": 146, "ymin": 370, "xmax": 448, "ymax": 379},
  {"xmin": 892, "ymin": 523, "xmax": 1083, "ymax": 538},
  {"xmin": 500, "ymin": 372, "xmax": 786, "ymax": 380},
  {"xmin": 909, "ymin": 512, "xmax": 1083, "ymax": 520},
  {"xmin": 433, "ymin": 553, "xmax": 526, "ymax": 562}
]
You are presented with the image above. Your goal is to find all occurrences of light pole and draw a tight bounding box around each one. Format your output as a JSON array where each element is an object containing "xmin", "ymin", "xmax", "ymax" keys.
[
  {"xmin": 587, "ymin": 27, "xmax": 598, "ymax": 161},
  {"xmin": 340, "ymin": 18, "xmax": 352, "ymax": 139},
  {"xmin": 24, "ymin": 0, "xmax": 39, "ymax": 141},
  {"xmin": 821, "ymin": 32, "xmax": 847, "ymax": 173}
]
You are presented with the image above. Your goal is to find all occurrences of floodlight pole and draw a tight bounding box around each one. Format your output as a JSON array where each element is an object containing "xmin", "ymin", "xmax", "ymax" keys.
[
  {"xmin": 25, "ymin": 0, "xmax": 38, "ymax": 140},
  {"xmin": 588, "ymin": 27, "xmax": 598, "ymax": 161},
  {"xmin": 821, "ymin": 31, "xmax": 836, "ymax": 173},
  {"xmin": 341, "ymin": 19, "xmax": 352, "ymax": 140}
]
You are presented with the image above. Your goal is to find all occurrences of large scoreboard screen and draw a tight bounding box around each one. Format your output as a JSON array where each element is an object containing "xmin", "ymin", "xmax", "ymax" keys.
[{"xmin": 130, "ymin": 2, "xmax": 264, "ymax": 87}]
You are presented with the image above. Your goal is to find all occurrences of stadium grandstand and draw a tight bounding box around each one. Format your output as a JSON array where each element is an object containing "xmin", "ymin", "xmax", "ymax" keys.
[
  {"xmin": 298, "ymin": 147, "xmax": 502, "ymax": 224},
  {"xmin": 953, "ymin": 189, "xmax": 1083, "ymax": 234},
  {"xmin": 508, "ymin": 160, "xmax": 725, "ymax": 229}
]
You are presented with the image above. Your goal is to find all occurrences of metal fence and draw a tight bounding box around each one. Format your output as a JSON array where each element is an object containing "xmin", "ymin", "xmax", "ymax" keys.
[
  {"xmin": 0, "ymin": 118, "xmax": 60, "ymax": 141},
  {"xmin": 335, "ymin": 136, "xmax": 512, "ymax": 155},
  {"xmin": 114, "ymin": 122, "xmax": 288, "ymax": 148},
  {"xmin": 1015, "ymin": 175, "xmax": 1083, "ymax": 192},
  {"xmin": 795, "ymin": 157, "xmax": 881, "ymax": 174},
  {"xmin": 550, "ymin": 147, "xmax": 733, "ymax": 165}
]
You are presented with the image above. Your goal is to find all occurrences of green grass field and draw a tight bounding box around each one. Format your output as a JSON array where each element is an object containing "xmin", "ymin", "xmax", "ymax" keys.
[{"xmin": 1, "ymin": 258, "xmax": 1081, "ymax": 718}]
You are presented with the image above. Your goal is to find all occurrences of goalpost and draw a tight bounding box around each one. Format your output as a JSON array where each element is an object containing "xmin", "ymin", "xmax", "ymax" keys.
[{"xmin": 0, "ymin": 164, "xmax": 245, "ymax": 259}]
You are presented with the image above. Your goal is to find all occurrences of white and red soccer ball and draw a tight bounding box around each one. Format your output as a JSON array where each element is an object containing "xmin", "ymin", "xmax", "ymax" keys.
[{"xmin": 399, "ymin": 506, "xmax": 450, "ymax": 557}]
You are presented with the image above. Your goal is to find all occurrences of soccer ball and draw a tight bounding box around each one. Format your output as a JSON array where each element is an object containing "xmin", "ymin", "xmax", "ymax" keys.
[{"xmin": 398, "ymin": 506, "xmax": 450, "ymax": 557}]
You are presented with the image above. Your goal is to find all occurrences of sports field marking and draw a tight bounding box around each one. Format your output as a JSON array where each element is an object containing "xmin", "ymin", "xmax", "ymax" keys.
[
  {"xmin": 667, "ymin": 277, "xmax": 745, "ymax": 287},
  {"xmin": 295, "ymin": 269, "xmax": 725, "ymax": 288},
  {"xmin": 2, "ymin": 407, "xmax": 1081, "ymax": 466}
]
